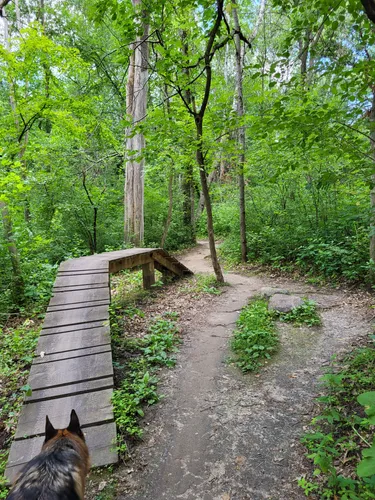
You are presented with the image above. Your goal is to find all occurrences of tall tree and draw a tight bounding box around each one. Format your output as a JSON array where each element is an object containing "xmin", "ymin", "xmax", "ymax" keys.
[
  {"xmin": 124, "ymin": 0, "xmax": 149, "ymax": 246},
  {"xmin": 232, "ymin": 0, "xmax": 248, "ymax": 263},
  {"xmin": 1, "ymin": 5, "xmax": 25, "ymax": 305}
]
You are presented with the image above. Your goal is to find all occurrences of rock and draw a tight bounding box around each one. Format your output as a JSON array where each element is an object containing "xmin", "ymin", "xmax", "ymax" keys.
[
  {"xmin": 260, "ymin": 287, "xmax": 290, "ymax": 298},
  {"xmin": 268, "ymin": 294, "xmax": 303, "ymax": 313}
]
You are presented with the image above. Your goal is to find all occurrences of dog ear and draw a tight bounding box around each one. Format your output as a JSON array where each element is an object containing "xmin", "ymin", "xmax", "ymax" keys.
[
  {"xmin": 45, "ymin": 415, "xmax": 58, "ymax": 442},
  {"xmin": 67, "ymin": 409, "xmax": 84, "ymax": 438}
]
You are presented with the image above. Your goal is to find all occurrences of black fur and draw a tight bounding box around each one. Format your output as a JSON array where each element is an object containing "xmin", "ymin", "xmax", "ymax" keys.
[{"xmin": 6, "ymin": 442, "xmax": 82, "ymax": 499}]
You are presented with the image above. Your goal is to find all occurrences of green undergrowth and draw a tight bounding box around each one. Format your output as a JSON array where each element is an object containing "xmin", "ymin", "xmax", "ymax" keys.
[
  {"xmin": 299, "ymin": 340, "xmax": 375, "ymax": 499},
  {"xmin": 110, "ymin": 269, "xmax": 164, "ymax": 308},
  {"xmin": 110, "ymin": 308, "xmax": 180, "ymax": 456},
  {"xmin": 180, "ymin": 273, "xmax": 226, "ymax": 296},
  {"xmin": 230, "ymin": 298, "xmax": 279, "ymax": 373},
  {"xmin": 273, "ymin": 299, "xmax": 321, "ymax": 327},
  {"xmin": 0, "ymin": 319, "xmax": 40, "ymax": 497}
]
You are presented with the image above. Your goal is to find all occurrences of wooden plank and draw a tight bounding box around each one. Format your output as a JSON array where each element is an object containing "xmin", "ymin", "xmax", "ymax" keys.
[
  {"xmin": 40, "ymin": 320, "xmax": 108, "ymax": 336},
  {"xmin": 29, "ymin": 352, "xmax": 113, "ymax": 391},
  {"xmin": 52, "ymin": 284, "xmax": 109, "ymax": 292},
  {"xmin": 36, "ymin": 325, "xmax": 110, "ymax": 355},
  {"xmin": 58, "ymin": 270, "xmax": 108, "ymax": 276},
  {"xmin": 49, "ymin": 288, "xmax": 110, "ymax": 307},
  {"xmin": 59, "ymin": 258, "xmax": 108, "ymax": 272},
  {"xmin": 34, "ymin": 345, "xmax": 111, "ymax": 364},
  {"xmin": 6, "ymin": 422, "xmax": 118, "ymax": 483},
  {"xmin": 109, "ymin": 253, "xmax": 153, "ymax": 273},
  {"xmin": 154, "ymin": 260, "xmax": 176, "ymax": 281},
  {"xmin": 99, "ymin": 248, "xmax": 155, "ymax": 261},
  {"xmin": 152, "ymin": 250, "xmax": 184, "ymax": 277},
  {"xmin": 26, "ymin": 377, "xmax": 113, "ymax": 403},
  {"xmin": 43, "ymin": 305, "xmax": 109, "ymax": 329},
  {"xmin": 142, "ymin": 261, "xmax": 155, "ymax": 289},
  {"xmin": 54, "ymin": 274, "xmax": 109, "ymax": 288},
  {"xmin": 47, "ymin": 299, "xmax": 110, "ymax": 313},
  {"xmin": 16, "ymin": 389, "xmax": 114, "ymax": 439}
]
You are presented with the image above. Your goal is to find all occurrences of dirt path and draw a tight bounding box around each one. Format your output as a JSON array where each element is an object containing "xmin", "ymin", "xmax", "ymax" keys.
[{"xmin": 120, "ymin": 242, "xmax": 371, "ymax": 500}]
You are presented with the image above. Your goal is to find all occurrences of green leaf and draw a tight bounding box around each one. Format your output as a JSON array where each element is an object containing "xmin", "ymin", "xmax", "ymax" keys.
[
  {"xmin": 358, "ymin": 392, "xmax": 375, "ymax": 423},
  {"xmin": 357, "ymin": 445, "xmax": 375, "ymax": 478}
]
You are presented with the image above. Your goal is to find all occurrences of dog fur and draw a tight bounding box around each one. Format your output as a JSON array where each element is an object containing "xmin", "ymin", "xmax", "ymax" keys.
[{"xmin": 7, "ymin": 409, "xmax": 90, "ymax": 500}]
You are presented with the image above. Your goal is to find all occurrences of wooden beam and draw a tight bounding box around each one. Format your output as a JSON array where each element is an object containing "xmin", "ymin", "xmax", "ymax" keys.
[
  {"xmin": 142, "ymin": 261, "xmax": 155, "ymax": 289},
  {"xmin": 152, "ymin": 251, "xmax": 184, "ymax": 277},
  {"xmin": 109, "ymin": 253, "xmax": 152, "ymax": 273}
]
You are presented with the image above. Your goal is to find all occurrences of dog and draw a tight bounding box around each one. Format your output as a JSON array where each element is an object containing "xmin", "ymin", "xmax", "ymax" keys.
[{"xmin": 7, "ymin": 409, "xmax": 90, "ymax": 499}]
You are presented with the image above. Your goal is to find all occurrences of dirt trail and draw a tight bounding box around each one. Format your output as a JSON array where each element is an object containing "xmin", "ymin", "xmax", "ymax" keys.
[{"xmin": 121, "ymin": 242, "xmax": 371, "ymax": 500}]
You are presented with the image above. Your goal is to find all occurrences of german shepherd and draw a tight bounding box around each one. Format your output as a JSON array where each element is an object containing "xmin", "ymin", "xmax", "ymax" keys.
[{"xmin": 7, "ymin": 409, "xmax": 90, "ymax": 500}]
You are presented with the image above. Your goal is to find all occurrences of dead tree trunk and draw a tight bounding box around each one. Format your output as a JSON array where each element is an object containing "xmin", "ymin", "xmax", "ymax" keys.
[{"xmin": 124, "ymin": 1, "xmax": 149, "ymax": 246}]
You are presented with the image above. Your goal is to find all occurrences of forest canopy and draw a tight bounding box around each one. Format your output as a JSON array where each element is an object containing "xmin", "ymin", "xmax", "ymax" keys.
[{"xmin": 1, "ymin": 0, "xmax": 375, "ymax": 314}]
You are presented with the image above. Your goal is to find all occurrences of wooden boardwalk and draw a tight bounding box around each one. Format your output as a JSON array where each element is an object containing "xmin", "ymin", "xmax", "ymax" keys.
[{"xmin": 5, "ymin": 248, "xmax": 192, "ymax": 482}]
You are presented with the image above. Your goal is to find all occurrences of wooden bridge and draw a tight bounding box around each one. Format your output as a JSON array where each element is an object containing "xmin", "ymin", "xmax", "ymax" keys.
[{"xmin": 5, "ymin": 248, "xmax": 192, "ymax": 483}]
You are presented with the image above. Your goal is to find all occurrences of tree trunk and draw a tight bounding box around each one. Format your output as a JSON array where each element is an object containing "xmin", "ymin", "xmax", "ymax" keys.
[
  {"xmin": 196, "ymin": 168, "xmax": 218, "ymax": 219},
  {"xmin": 181, "ymin": 32, "xmax": 196, "ymax": 245},
  {"xmin": 0, "ymin": 202, "xmax": 25, "ymax": 305},
  {"xmin": 195, "ymin": 118, "xmax": 224, "ymax": 282},
  {"xmin": 124, "ymin": 1, "xmax": 149, "ymax": 246},
  {"xmin": 361, "ymin": 0, "xmax": 375, "ymax": 24},
  {"xmin": 369, "ymin": 89, "xmax": 375, "ymax": 264},
  {"xmin": 232, "ymin": 0, "xmax": 248, "ymax": 263},
  {"xmin": 161, "ymin": 170, "xmax": 174, "ymax": 248},
  {"xmin": 1, "ymin": 7, "xmax": 25, "ymax": 306}
]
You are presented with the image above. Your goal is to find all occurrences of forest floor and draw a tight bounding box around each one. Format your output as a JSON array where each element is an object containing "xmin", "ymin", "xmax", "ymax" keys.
[{"xmin": 88, "ymin": 241, "xmax": 373, "ymax": 500}]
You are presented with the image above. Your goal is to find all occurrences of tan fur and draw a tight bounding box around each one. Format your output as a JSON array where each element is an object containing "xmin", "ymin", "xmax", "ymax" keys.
[
  {"xmin": 41, "ymin": 429, "xmax": 91, "ymax": 499},
  {"xmin": 7, "ymin": 410, "xmax": 91, "ymax": 500}
]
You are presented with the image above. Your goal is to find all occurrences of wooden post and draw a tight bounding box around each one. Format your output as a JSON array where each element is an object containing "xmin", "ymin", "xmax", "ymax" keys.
[{"xmin": 142, "ymin": 261, "xmax": 155, "ymax": 289}]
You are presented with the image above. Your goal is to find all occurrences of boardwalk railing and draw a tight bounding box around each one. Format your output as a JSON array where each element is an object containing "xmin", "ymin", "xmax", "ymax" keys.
[{"xmin": 5, "ymin": 248, "xmax": 192, "ymax": 482}]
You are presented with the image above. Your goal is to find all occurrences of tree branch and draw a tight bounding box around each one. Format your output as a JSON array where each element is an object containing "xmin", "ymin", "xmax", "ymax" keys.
[
  {"xmin": 199, "ymin": 0, "xmax": 224, "ymax": 118},
  {"xmin": 361, "ymin": 0, "xmax": 375, "ymax": 23},
  {"xmin": 0, "ymin": 0, "xmax": 12, "ymax": 15}
]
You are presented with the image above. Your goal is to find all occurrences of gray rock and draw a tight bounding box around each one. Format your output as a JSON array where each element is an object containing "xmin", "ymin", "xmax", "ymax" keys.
[
  {"xmin": 268, "ymin": 294, "xmax": 303, "ymax": 313},
  {"xmin": 260, "ymin": 287, "xmax": 290, "ymax": 298}
]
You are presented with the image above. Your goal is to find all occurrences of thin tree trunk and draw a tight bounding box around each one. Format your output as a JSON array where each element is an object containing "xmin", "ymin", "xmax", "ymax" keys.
[
  {"xmin": 181, "ymin": 32, "xmax": 196, "ymax": 245},
  {"xmin": 1, "ymin": 7, "xmax": 25, "ymax": 305},
  {"xmin": 232, "ymin": 0, "xmax": 248, "ymax": 263},
  {"xmin": 161, "ymin": 171, "xmax": 174, "ymax": 248},
  {"xmin": 369, "ymin": 89, "xmax": 375, "ymax": 264},
  {"xmin": 124, "ymin": 1, "xmax": 149, "ymax": 246},
  {"xmin": 0, "ymin": 202, "xmax": 25, "ymax": 305},
  {"xmin": 196, "ymin": 168, "xmax": 218, "ymax": 219},
  {"xmin": 196, "ymin": 118, "xmax": 224, "ymax": 282}
]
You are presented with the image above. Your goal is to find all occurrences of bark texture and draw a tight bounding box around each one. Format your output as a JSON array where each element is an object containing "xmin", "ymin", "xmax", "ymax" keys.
[
  {"xmin": 232, "ymin": 0, "xmax": 248, "ymax": 263},
  {"xmin": 190, "ymin": 0, "xmax": 224, "ymax": 282},
  {"xmin": 160, "ymin": 171, "xmax": 174, "ymax": 248},
  {"xmin": 124, "ymin": 0, "xmax": 149, "ymax": 246},
  {"xmin": 1, "ymin": 7, "xmax": 25, "ymax": 305},
  {"xmin": 0, "ymin": 201, "xmax": 25, "ymax": 305},
  {"xmin": 361, "ymin": 0, "xmax": 375, "ymax": 23},
  {"xmin": 369, "ymin": 89, "xmax": 375, "ymax": 264}
]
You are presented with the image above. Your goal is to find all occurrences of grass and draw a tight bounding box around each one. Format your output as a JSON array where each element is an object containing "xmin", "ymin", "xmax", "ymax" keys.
[
  {"xmin": 110, "ymin": 269, "xmax": 164, "ymax": 308},
  {"xmin": 110, "ymin": 309, "xmax": 180, "ymax": 456},
  {"xmin": 180, "ymin": 273, "xmax": 226, "ymax": 296},
  {"xmin": 273, "ymin": 299, "xmax": 321, "ymax": 327},
  {"xmin": 299, "ymin": 339, "xmax": 375, "ymax": 499},
  {"xmin": 230, "ymin": 298, "xmax": 279, "ymax": 373},
  {"xmin": 0, "ymin": 319, "xmax": 41, "ymax": 498}
]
